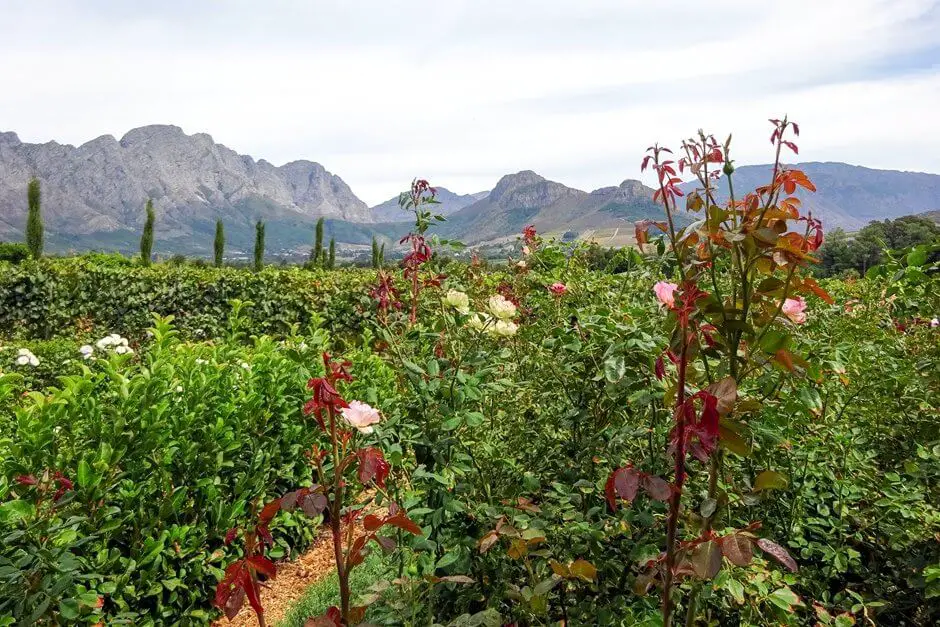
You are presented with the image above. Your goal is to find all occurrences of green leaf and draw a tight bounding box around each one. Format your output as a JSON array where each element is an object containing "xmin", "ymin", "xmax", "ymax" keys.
[
  {"xmin": 436, "ymin": 551, "xmax": 459, "ymax": 569},
  {"xmin": 603, "ymin": 354, "xmax": 626, "ymax": 383},
  {"xmin": 759, "ymin": 329, "xmax": 789, "ymax": 354},
  {"xmin": 719, "ymin": 424, "xmax": 751, "ymax": 456},
  {"xmin": 767, "ymin": 586, "xmax": 802, "ymax": 610},
  {"xmin": 59, "ymin": 599, "xmax": 80, "ymax": 620},
  {"xmin": 727, "ymin": 578, "xmax": 745, "ymax": 604},
  {"xmin": 0, "ymin": 499, "xmax": 35, "ymax": 523},
  {"xmin": 754, "ymin": 470, "xmax": 788, "ymax": 491},
  {"xmin": 907, "ymin": 246, "xmax": 927, "ymax": 267},
  {"xmin": 77, "ymin": 460, "xmax": 93, "ymax": 488}
]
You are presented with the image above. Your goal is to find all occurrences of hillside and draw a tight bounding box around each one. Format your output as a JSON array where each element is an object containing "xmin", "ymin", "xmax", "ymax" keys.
[
  {"xmin": 369, "ymin": 188, "xmax": 487, "ymax": 222},
  {"xmin": 3, "ymin": 125, "xmax": 940, "ymax": 254},
  {"xmin": 438, "ymin": 172, "xmax": 671, "ymax": 244},
  {"xmin": 689, "ymin": 162, "xmax": 940, "ymax": 231},
  {"xmin": 0, "ymin": 126, "xmax": 371, "ymax": 255}
]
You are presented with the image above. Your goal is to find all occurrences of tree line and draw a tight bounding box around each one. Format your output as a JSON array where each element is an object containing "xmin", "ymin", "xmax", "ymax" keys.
[{"xmin": 815, "ymin": 215, "xmax": 940, "ymax": 277}]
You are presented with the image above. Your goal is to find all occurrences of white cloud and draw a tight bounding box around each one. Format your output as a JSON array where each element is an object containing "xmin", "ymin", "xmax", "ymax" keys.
[{"xmin": 1, "ymin": 0, "xmax": 938, "ymax": 204}]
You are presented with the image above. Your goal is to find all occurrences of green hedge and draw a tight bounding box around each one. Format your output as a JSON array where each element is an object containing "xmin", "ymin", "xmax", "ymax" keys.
[
  {"xmin": 0, "ymin": 315, "xmax": 397, "ymax": 624},
  {"xmin": 0, "ymin": 257, "xmax": 376, "ymax": 341}
]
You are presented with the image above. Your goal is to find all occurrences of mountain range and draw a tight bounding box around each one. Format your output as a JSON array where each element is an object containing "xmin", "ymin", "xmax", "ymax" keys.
[{"xmin": 1, "ymin": 125, "xmax": 939, "ymax": 256}]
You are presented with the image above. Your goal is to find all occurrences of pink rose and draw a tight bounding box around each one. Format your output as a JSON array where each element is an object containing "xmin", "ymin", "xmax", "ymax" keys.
[
  {"xmin": 653, "ymin": 281, "xmax": 678, "ymax": 308},
  {"xmin": 548, "ymin": 282, "xmax": 567, "ymax": 296},
  {"xmin": 782, "ymin": 297, "xmax": 807, "ymax": 324},
  {"xmin": 340, "ymin": 400, "xmax": 382, "ymax": 434}
]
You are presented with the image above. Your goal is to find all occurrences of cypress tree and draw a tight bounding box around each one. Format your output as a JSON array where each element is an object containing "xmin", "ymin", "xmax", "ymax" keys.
[
  {"xmin": 312, "ymin": 217, "xmax": 324, "ymax": 264},
  {"xmin": 140, "ymin": 199, "xmax": 155, "ymax": 266},
  {"xmin": 254, "ymin": 220, "xmax": 265, "ymax": 271},
  {"xmin": 379, "ymin": 243, "xmax": 386, "ymax": 268},
  {"xmin": 214, "ymin": 220, "xmax": 225, "ymax": 267},
  {"xmin": 328, "ymin": 238, "xmax": 336, "ymax": 269},
  {"xmin": 25, "ymin": 178, "xmax": 43, "ymax": 259},
  {"xmin": 371, "ymin": 236, "xmax": 379, "ymax": 269}
]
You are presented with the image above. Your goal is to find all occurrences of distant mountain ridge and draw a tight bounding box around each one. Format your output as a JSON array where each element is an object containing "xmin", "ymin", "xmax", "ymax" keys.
[
  {"xmin": 2, "ymin": 125, "xmax": 940, "ymax": 254},
  {"xmin": 0, "ymin": 125, "xmax": 369, "ymax": 254},
  {"xmin": 687, "ymin": 162, "xmax": 940, "ymax": 231},
  {"xmin": 369, "ymin": 187, "xmax": 487, "ymax": 222},
  {"xmin": 437, "ymin": 171, "xmax": 670, "ymax": 243}
]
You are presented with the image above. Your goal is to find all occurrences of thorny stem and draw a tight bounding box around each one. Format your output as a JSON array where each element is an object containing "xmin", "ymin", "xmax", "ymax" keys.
[
  {"xmin": 662, "ymin": 326, "xmax": 690, "ymax": 627},
  {"xmin": 328, "ymin": 406, "xmax": 351, "ymax": 623}
]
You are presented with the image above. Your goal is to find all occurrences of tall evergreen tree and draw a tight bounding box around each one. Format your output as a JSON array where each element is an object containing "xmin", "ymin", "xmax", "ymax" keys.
[
  {"xmin": 140, "ymin": 199, "xmax": 155, "ymax": 266},
  {"xmin": 311, "ymin": 217, "xmax": 325, "ymax": 264},
  {"xmin": 254, "ymin": 220, "xmax": 265, "ymax": 271},
  {"xmin": 328, "ymin": 238, "xmax": 336, "ymax": 269},
  {"xmin": 214, "ymin": 220, "xmax": 225, "ymax": 267},
  {"xmin": 371, "ymin": 236, "xmax": 380, "ymax": 269},
  {"xmin": 25, "ymin": 178, "xmax": 43, "ymax": 259},
  {"xmin": 379, "ymin": 243, "xmax": 386, "ymax": 268}
]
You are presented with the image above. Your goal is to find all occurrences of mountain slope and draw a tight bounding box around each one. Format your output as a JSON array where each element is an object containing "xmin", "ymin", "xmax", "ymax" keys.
[
  {"xmin": 0, "ymin": 126, "xmax": 370, "ymax": 254},
  {"xmin": 439, "ymin": 171, "xmax": 670, "ymax": 243},
  {"xmin": 369, "ymin": 187, "xmax": 488, "ymax": 222},
  {"xmin": 690, "ymin": 162, "xmax": 940, "ymax": 231}
]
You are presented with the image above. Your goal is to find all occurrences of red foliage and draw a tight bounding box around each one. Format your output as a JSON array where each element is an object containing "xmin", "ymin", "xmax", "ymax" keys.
[{"xmin": 356, "ymin": 447, "xmax": 390, "ymax": 488}]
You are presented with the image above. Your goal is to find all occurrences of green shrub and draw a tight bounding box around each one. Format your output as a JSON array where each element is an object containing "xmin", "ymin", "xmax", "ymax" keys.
[{"xmin": 0, "ymin": 242, "xmax": 30, "ymax": 264}]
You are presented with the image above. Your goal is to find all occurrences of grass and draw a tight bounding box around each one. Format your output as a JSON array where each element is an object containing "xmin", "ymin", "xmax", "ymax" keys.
[{"xmin": 276, "ymin": 551, "xmax": 389, "ymax": 627}]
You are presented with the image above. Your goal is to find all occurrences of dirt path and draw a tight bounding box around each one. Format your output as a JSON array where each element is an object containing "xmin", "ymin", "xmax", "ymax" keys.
[{"xmin": 213, "ymin": 527, "xmax": 336, "ymax": 627}]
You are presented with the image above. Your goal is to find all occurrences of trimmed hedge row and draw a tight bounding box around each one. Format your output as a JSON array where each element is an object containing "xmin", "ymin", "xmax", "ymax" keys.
[{"xmin": 0, "ymin": 257, "xmax": 375, "ymax": 341}]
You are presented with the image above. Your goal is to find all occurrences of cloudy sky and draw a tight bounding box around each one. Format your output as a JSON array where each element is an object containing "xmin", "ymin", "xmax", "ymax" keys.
[{"xmin": 2, "ymin": 0, "xmax": 939, "ymax": 204}]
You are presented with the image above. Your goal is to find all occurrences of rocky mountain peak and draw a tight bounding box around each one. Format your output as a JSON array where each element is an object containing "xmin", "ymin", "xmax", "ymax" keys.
[
  {"xmin": 488, "ymin": 170, "xmax": 546, "ymax": 201},
  {"xmin": 0, "ymin": 132, "xmax": 21, "ymax": 147},
  {"xmin": 119, "ymin": 124, "xmax": 190, "ymax": 147}
]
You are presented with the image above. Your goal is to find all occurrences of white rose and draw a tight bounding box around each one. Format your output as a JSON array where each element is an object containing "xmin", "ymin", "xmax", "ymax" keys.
[
  {"xmin": 113, "ymin": 345, "xmax": 133, "ymax": 355},
  {"xmin": 340, "ymin": 400, "xmax": 382, "ymax": 434},
  {"xmin": 488, "ymin": 295, "xmax": 517, "ymax": 321},
  {"xmin": 79, "ymin": 345, "xmax": 94, "ymax": 360},
  {"xmin": 491, "ymin": 320, "xmax": 519, "ymax": 337},
  {"xmin": 195, "ymin": 358, "xmax": 208, "ymax": 365},
  {"xmin": 16, "ymin": 348, "xmax": 39, "ymax": 366},
  {"xmin": 445, "ymin": 290, "xmax": 470, "ymax": 315},
  {"xmin": 468, "ymin": 312, "xmax": 492, "ymax": 331}
]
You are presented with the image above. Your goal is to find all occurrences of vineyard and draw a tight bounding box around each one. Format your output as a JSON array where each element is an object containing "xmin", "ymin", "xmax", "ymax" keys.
[{"xmin": 0, "ymin": 121, "xmax": 938, "ymax": 626}]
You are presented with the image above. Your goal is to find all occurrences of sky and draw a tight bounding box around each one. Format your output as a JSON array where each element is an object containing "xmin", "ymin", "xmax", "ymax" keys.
[{"xmin": 1, "ymin": 0, "xmax": 939, "ymax": 205}]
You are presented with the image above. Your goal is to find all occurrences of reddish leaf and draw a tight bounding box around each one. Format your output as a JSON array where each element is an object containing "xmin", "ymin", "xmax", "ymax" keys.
[
  {"xmin": 346, "ymin": 536, "xmax": 368, "ymax": 570},
  {"xmin": 242, "ymin": 573, "xmax": 264, "ymax": 618},
  {"xmin": 802, "ymin": 277, "xmax": 834, "ymax": 304},
  {"xmin": 364, "ymin": 514, "xmax": 385, "ymax": 532},
  {"xmin": 691, "ymin": 540, "xmax": 723, "ymax": 579},
  {"xmin": 215, "ymin": 561, "xmax": 248, "ymax": 619},
  {"xmin": 247, "ymin": 555, "xmax": 277, "ymax": 579},
  {"xmin": 385, "ymin": 513, "xmax": 422, "ymax": 535},
  {"xmin": 774, "ymin": 349, "xmax": 794, "ymax": 372},
  {"xmin": 356, "ymin": 447, "xmax": 390, "ymax": 488},
  {"xmin": 224, "ymin": 528, "xmax": 238, "ymax": 545},
  {"xmin": 304, "ymin": 606, "xmax": 343, "ymax": 627},
  {"xmin": 478, "ymin": 531, "xmax": 500, "ymax": 553},
  {"xmin": 605, "ymin": 466, "xmax": 639, "ymax": 510},
  {"xmin": 705, "ymin": 377, "xmax": 737, "ymax": 416},
  {"xmin": 720, "ymin": 534, "xmax": 754, "ymax": 567},
  {"xmin": 258, "ymin": 499, "xmax": 282, "ymax": 527},
  {"xmin": 642, "ymin": 475, "xmax": 672, "ymax": 502},
  {"xmin": 654, "ymin": 356, "xmax": 666, "ymax": 381},
  {"xmin": 374, "ymin": 534, "xmax": 396, "ymax": 553},
  {"xmin": 223, "ymin": 585, "xmax": 245, "ymax": 620},
  {"xmin": 756, "ymin": 538, "xmax": 798, "ymax": 572}
]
